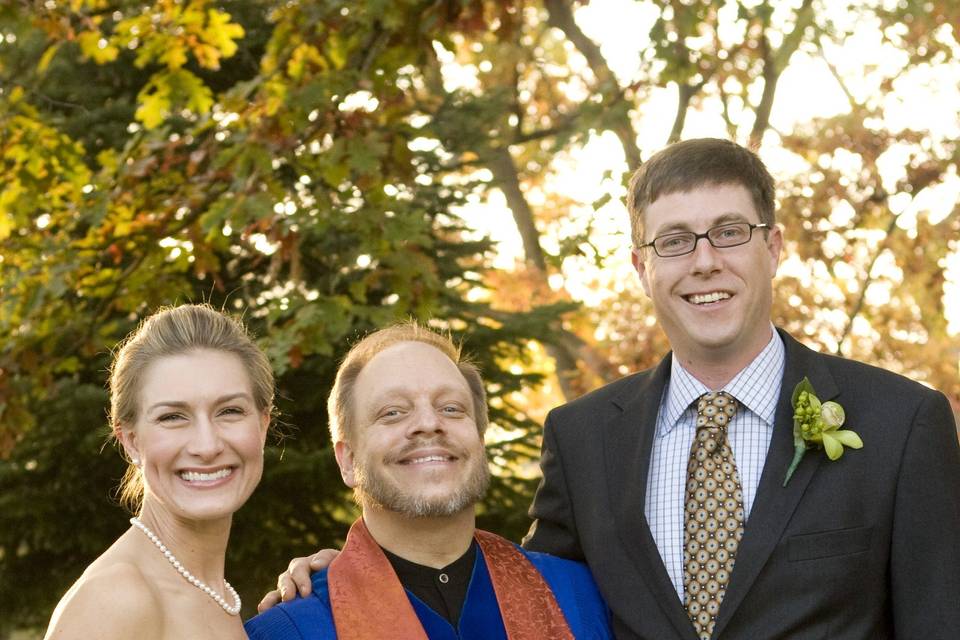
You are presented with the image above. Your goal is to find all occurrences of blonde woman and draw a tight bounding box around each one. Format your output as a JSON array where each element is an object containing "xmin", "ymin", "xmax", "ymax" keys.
[{"xmin": 46, "ymin": 304, "xmax": 273, "ymax": 639}]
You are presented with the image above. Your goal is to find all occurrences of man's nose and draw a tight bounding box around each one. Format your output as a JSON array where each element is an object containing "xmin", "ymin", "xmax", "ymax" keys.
[
  {"xmin": 689, "ymin": 234, "xmax": 722, "ymax": 274},
  {"xmin": 406, "ymin": 405, "xmax": 443, "ymax": 437}
]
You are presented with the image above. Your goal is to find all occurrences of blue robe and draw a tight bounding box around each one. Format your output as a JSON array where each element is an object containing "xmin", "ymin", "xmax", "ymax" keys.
[{"xmin": 245, "ymin": 546, "xmax": 612, "ymax": 639}]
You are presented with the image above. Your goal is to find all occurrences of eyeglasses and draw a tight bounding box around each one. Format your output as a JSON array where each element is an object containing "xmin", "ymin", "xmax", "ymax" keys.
[{"xmin": 638, "ymin": 222, "xmax": 770, "ymax": 258}]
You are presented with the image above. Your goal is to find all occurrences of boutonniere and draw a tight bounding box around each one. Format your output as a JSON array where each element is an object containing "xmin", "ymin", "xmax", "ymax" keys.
[{"xmin": 782, "ymin": 377, "xmax": 863, "ymax": 487}]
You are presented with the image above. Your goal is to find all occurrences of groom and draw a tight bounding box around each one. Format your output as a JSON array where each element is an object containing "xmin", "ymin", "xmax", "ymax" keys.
[{"xmin": 522, "ymin": 137, "xmax": 960, "ymax": 638}]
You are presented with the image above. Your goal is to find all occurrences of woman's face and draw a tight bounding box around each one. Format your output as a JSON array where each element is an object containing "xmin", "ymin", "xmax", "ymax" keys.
[{"xmin": 121, "ymin": 349, "xmax": 269, "ymax": 523}]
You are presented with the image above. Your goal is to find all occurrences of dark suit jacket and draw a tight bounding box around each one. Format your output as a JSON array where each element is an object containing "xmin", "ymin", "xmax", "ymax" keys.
[{"xmin": 523, "ymin": 330, "xmax": 960, "ymax": 639}]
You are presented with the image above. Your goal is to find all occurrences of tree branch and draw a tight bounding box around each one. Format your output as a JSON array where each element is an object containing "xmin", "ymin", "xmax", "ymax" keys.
[
  {"xmin": 836, "ymin": 211, "xmax": 899, "ymax": 355},
  {"xmin": 816, "ymin": 33, "xmax": 859, "ymax": 110},
  {"xmin": 484, "ymin": 146, "xmax": 548, "ymax": 272},
  {"xmin": 543, "ymin": 0, "xmax": 642, "ymax": 171},
  {"xmin": 749, "ymin": 0, "xmax": 816, "ymax": 147},
  {"xmin": 717, "ymin": 81, "xmax": 738, "ymax": 139},
  {"xmin": 668, "ymin": 81, "xmax": 704, "ymax": 144}
]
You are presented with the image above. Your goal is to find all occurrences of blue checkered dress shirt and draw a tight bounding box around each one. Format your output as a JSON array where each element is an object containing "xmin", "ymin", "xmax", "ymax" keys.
[{"xmin": 644, "ymin": 328, "xmax": 785, "ymax": 600}]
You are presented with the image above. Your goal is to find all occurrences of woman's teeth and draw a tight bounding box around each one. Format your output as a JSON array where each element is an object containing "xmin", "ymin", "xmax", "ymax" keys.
[{"xmin": 180, "ymin": 468, "xmax": 232, "ymax": 482}]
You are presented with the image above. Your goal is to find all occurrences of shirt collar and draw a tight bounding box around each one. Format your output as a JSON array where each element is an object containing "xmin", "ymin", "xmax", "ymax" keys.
[
  {"xmin": 382, "ymin": 540, "xmax": 477, "ymax": 589},
  {"xmin": 659, "ymin": 326, "xmax": 785, "ymax": 436}
]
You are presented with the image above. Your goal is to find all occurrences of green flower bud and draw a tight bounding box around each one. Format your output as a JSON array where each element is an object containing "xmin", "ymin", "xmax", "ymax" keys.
[{"xmin": 821, "ymin": 401, "xmax": 845, "ymax": 428}]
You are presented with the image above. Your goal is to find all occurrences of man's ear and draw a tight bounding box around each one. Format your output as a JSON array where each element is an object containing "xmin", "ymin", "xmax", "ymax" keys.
[
  {"xmin": 766, "ymin": 224, "xmax": 784, "ymax": 274},
  {"xmin": 334, "ymin": 440, "xmax": 357, "ymax": 488},
  {"xmin": 632, "ymin": 248, "xmax": 652, "ymax": 297}
]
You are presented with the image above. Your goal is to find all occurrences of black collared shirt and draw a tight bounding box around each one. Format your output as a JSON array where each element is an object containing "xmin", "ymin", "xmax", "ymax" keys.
[{"xmin": 382, "ymin": 541, "xmax": 477, "ymax": 628}]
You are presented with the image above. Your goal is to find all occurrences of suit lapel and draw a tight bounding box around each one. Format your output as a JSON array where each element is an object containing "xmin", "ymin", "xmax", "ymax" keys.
[
  {"xmin": 712, "ymin": 331, "xmax": 839, "ymax": 637},
  {"xmin": 603, "ymin": 356, "xmax": 700, "ymax": 640}
]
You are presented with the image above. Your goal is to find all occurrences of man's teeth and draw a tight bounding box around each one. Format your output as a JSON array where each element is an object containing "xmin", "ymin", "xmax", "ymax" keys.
[
  {"xmin": 180, "ymin": 468, "xmax": 232, "ymax": 482},
  {"xmin": 405, "ymin": 455, "xmax": 451, "ymax": 464},
  {"xmin": 689, "ymin": 292, "xmax": 730, "ymax": 305}
]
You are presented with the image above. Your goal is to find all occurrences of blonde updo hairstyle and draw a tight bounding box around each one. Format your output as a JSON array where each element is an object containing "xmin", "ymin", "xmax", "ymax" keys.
[{"xmin": 109, "ymin": 304, "xmax": 274, "ymax": 511}]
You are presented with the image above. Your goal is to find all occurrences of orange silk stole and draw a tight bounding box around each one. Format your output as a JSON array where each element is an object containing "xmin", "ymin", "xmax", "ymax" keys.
[{"xmin": 327, "ymin": 519, "xmax": 574, "ymax": 640}]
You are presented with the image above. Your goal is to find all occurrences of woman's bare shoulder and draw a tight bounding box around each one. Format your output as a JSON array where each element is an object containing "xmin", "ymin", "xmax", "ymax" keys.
[{"xmin": 45, "ymin": 555, "xmax": 163, "ymax": 640}]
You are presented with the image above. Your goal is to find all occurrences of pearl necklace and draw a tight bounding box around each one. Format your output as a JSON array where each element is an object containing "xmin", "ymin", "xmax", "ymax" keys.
[{"xmin": 130, "ymin": 517, "xmax": 241, "ymax": 616}]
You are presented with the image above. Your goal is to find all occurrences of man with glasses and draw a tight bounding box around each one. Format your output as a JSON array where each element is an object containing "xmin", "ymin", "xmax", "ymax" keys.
[{"xmin": 522, "ymin": 137, "xmax": 960, "ymax": 639}]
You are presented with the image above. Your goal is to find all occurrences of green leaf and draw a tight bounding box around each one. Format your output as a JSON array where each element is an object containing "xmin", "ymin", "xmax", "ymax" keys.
[
  {"xmin": 821, "ymin": 432, "xmax": 844, "ymax": 460},
  {"xmin": 833, "ymin": 430, "xmax": 863, "ymax": 449}
]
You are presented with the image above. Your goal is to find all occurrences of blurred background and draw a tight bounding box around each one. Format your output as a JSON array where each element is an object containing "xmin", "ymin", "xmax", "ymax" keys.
[{"xmin": 1, "ymin": 0, "xmax": 958, "ymax": 635}]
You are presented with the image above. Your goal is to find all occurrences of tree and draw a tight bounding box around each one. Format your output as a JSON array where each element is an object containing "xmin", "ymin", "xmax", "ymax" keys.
[{"xmin": 0, "ymin": 0, "xmax": 562, "ymax": 629}]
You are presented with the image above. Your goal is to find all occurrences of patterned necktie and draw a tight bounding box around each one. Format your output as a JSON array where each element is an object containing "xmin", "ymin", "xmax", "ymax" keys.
[{"xmin": 683, "ymin": 391, "xmax": 744, "ymax": 640}]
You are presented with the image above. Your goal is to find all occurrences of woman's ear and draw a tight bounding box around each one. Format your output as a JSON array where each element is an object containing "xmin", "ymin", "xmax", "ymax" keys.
[
  {"xmin": 117, "ymin": 425, "xmax": 141, "ymax": 465},
  {"xmin": 259, "ymin": 411, "xmax": 270, "ymax": 446}
]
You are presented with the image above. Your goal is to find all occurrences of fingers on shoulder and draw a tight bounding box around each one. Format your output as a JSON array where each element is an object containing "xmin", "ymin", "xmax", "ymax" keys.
[{"xmin": 310, "ymin": 549, "xmax": 340, "ymax": 567}]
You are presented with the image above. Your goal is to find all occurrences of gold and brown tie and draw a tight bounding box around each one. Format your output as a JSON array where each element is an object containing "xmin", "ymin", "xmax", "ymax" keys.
[{"xmin": 683, "ymin": 391, "xmax": 745, "ymax": 640}]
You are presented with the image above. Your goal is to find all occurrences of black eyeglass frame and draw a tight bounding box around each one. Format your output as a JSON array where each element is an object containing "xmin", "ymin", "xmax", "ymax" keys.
[{"xmin": 637, "ymin": 222, "xmax": 771, "ymax": 258}]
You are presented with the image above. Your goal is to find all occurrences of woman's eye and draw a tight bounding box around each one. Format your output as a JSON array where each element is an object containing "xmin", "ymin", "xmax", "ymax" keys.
[
  {"xmin": 442, "ymin": 405, "xmax": 465, "ymax": 415},
  {"xmin": 219, "ymin": 406, "xmax": 245, "ymax": 417},
  {"xmin": 158, "ymin": 413, "xmax": 184, "ymax": 423}
]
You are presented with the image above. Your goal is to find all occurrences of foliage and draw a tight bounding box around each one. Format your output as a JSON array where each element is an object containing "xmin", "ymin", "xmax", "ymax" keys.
[{"xmin": 0, "ymin": 0, "xmax": 558, "ymax": 629}]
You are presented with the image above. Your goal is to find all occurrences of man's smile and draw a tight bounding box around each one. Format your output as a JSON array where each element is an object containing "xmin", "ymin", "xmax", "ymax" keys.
[{"xmin": 684, "ymin": 291, "xmax": 732, "ymax": 305}]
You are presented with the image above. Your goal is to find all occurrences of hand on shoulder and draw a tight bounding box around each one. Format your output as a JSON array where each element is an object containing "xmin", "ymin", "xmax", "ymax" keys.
[
  {"xmin": 259, "ymin": 548, "xmax": 340, "ymax": 612},
  {"xmin": 45, "ymin": 560, "xmax": 163, "ymax": 640}
]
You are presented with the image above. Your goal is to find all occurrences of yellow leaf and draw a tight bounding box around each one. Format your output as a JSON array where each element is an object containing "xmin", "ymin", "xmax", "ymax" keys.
[
  {"xmin": 170, "ymin": 69, "xmax": 214, "ymax": 115},
  {"xmin": 77, "ymin": 31, "xmax": 119, "ymax": 64},
  {"xmin": 161, "ymin": 43, "xmax": 189, "ymax": 69},
  {"xmin": 203, "ymin": 9, "xmax": 244, "ymax": 60},
  {"xmin": 37, "ymin": 42, "xmax": 61, "ymax": 73},
  {"xmin": 136, "ymin": 88, "xmax": 170, "ymax": 129},
  {"xmin": 193, "ymin": 43, "xmax": 221, "ymax": 70},
  {"xmin": 97, "ymin": 148, "xmax": 119, "ymax": 173},
  {"xmin": 76, "ymin": 31, "xmax": 100, "ymax": 57},
  {"xmin": 94, "ymin": 43, "xmax": 120, "ymax": 64},
  {"xmin": 287, "ymin": 43, "xmax": 324, "ymax": 80},
  {"xmin": 0, "ymin": 211, "xmax": 12, "ymax": 241},
  {"xmin": 114, "ymin": 220, "xmax": 132, "ymax": 237},
  {"xmin": 186, "ymin": 84, "xmax": 214, "ymax": 115},
  {"xmin": 263, "ymin": 79, "xmax": 287, "ymax": 116}
]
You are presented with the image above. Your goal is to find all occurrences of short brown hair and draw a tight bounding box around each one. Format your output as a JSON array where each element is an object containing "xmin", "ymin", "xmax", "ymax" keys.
[
  {"xmin": 627, "ymin": 138, "xmax": 776, "ymax": 247},
  {"xmin": 328, "ymin": 322, "xmax": 488, "ymax": 444},
  {"xmin": 109, "ymin": 304, "xmax": 274, "ymax": 511}
]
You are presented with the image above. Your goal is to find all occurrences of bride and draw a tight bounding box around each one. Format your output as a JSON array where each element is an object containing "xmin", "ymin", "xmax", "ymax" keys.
[{"xmin": 45, "ymin": 304, "xmax": 273, "ymax": 639}]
